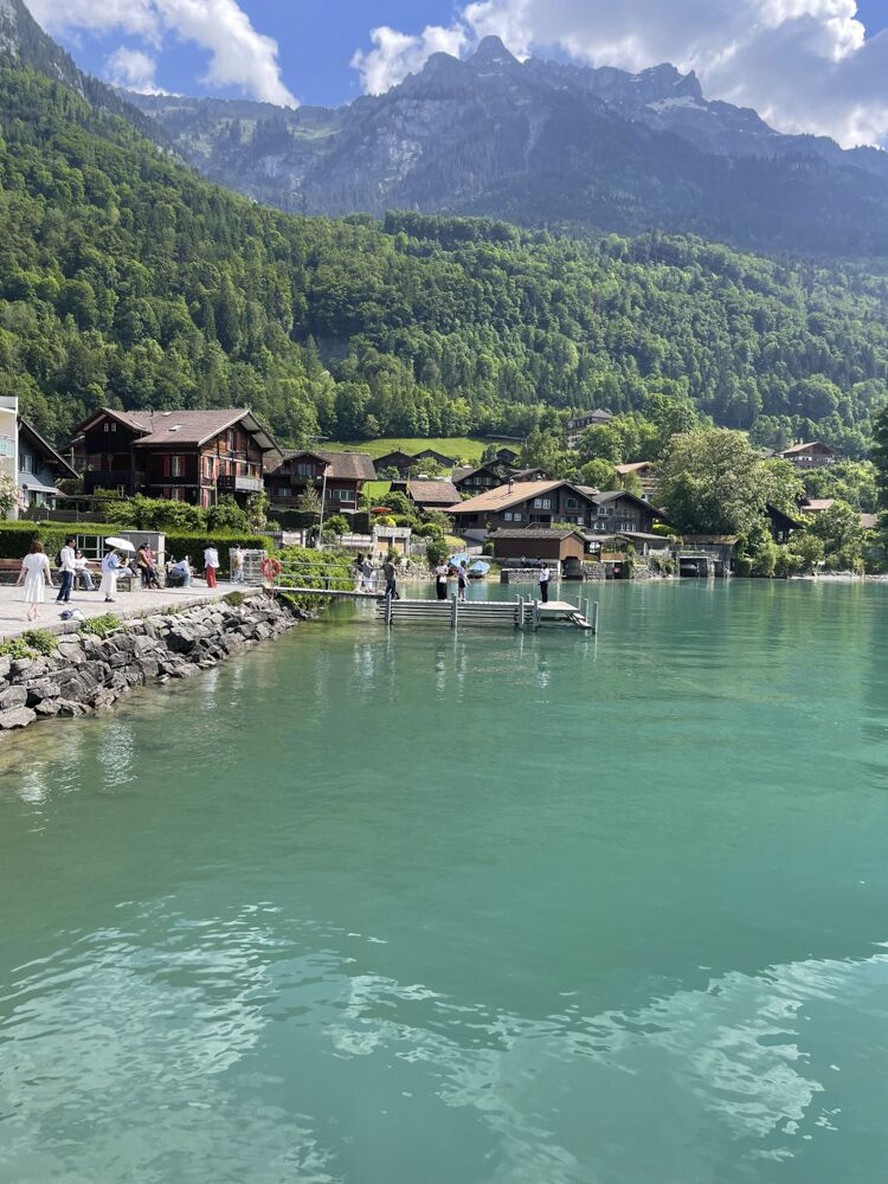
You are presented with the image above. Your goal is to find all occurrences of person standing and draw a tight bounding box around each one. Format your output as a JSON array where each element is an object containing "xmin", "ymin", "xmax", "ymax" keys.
[
  {"xmin": 136, "ymin": 544, "xmax": 160, "ymax": 589},
  {"xmin": 457, "ymin": 561, "xmax": 469, "ymax": 602},
  {"xmin": 16, "ymin": 540, "xmax": 52, "ymax": 622},
  {"xmin": 382, "ymin": 556, "xmax": 399, "ymax": 599},
  {"xmin": 204, "ymin": 543, "xmax": 219, "ymax": 588},
  {"xmin": 353, "ymin": 553, "xmax": 364, "ymax": 592},
  {"xmin": 435, "ymin": 560, "xmax": 449, "ymax": 600},
  {"xmin": 361, "ymin": 554, "xmax": 375, "ymax": 594},
  {"xmin": 230, "ymin": 545, "xmax": 245, "ymax": 584},
  {"xmin": 538, "ymin": 564, "xmax": 551, "ymax": 604},
  {"xmin": 99, "ymin": 549, "xmax": 121, "ymax": 602},
  {"xmin": 55, "ymin": 536, "xmax": 76, "ymax": 603}
]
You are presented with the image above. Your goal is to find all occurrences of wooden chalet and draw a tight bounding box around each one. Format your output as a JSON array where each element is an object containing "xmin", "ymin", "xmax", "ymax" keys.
[
  {"xmin": 375, "ymin": 450, "xmax": 416, "ymax": 476},
  {"xmin": 445, "ymin": 480, "xmax": 665, "ymax": 534},
  {"xmin": 614, "ymin": 460, "xmax": 658, "ymax": 500},
  {"xmin": 72, "ymin": 408, "xmax": 279, "ymax": 507},
  {"xmin": 766, "ymin": 503, "xmax": 804, "ymax": 544},
  {"xmin": 413, "ymin": 447, "xmax": 456, "ymax": 466},
  {"xmin": 778, "ymin": 441, "xmax": 837, "ymax": 469},
  {"xmin": 452, "ymin": 461, "xmax": 510, "ymax": 496},
  {"xmin": 407, "ymin": 478, "xmax": 460, "ymax": 513},
  {"xmin": 18, "ymin": 417, "xmax": 77, "ymax": 511},
  {"xmin": 265, "ymin": 449, "xmax": 376, "ymax": 515},
  {"xmin": 585, "ymin": 490, "xmax": 665, "ymax": 534},
  {"xmin": 566, "ymin": 408, "xmax": 612, "ymax": 448}
]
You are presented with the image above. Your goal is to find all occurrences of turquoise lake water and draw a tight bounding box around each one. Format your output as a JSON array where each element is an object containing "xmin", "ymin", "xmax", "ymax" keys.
[{"xmin": 2, "ymin": 580, "xmax": 888, "ymax": 1183}]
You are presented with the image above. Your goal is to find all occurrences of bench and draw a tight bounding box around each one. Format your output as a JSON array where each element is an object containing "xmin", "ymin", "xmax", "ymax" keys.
[{"xmin": 0, "ymin": 557, "xmax": 133, "ymax": 591}]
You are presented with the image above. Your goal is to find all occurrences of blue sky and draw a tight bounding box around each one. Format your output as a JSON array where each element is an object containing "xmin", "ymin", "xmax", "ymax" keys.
[{"xmin": 27, "ymin": 0, "xmax": 888, "ymax": 147}]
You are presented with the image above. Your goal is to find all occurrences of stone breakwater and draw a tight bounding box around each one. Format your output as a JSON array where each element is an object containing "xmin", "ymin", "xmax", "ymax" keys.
[{"xmin": 0, "ymin": 594, "xmax": 305, "ymax": 734}]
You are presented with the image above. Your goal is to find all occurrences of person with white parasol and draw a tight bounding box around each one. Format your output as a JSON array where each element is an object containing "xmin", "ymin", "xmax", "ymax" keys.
[{"xmin": 100, "ymin": 537, "xmax": 135, "ymax": 602}]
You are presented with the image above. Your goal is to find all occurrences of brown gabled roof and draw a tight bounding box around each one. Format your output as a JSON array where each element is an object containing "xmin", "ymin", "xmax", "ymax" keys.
[
  {"xmin": 271, "ymin": 449, "xmax": 376, "ymax": 481},
  {"xmin": 75, "ymin": 407, "xmax": 280, "ymax": 452},
  {"xmin": 575, "ymin": 488, "xmax": 667, "ymax": 518},
  {"xmin": 490, "ymin": 527, "xmax": 586, "ymax": 541},
  {"xmin": 18, "ymin": 417, "xmax": 77, "ymax": 479},
  {"xmin": 446, "ymin": 480, "xmax": 576, "ymax": 514},
  {"xmin": 800, "ymin": 498, "xmax": 835, "ymax": 512},
  {"xmin": 614, "ymin": 461, "xmax": 654, "ymax": 475},
  {"xmin": 779, "ymin": 441, "xmax": 835, "ymax": 456},
  {"xmin": 408, "ymin": 479, "xmax": 459, "ymax": 505}
]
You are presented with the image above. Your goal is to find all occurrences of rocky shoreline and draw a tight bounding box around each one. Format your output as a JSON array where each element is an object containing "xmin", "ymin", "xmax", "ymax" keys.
[{"xmin": 0, "ymin": 593, "xmax": 305, "ymax": 735}]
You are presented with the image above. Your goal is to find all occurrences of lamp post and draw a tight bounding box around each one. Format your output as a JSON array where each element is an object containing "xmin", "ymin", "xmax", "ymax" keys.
[{"xmin": 316, "ymin": 463, "xmax": 329, "ymax": 549}]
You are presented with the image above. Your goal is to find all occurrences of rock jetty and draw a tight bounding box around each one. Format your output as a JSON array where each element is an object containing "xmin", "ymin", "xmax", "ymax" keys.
[{"xmin": 0, "ymin": 593, "xmax": 304, "ymax": 733}]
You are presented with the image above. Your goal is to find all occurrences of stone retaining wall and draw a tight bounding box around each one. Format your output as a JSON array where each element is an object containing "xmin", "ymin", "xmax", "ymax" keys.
[{"xmin": 0, "ymin": 594, "xmax": 305, "ymax": 734}]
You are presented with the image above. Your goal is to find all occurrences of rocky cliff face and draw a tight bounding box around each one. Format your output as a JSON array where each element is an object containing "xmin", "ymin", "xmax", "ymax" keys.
[{"xmin": 122, "ymin": 36, "xmax": 888, "ymax": 254}]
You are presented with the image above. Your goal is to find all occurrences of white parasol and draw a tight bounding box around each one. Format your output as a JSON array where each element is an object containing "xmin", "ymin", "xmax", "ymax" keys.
[{"xmin": 104, "ymin": 536, "xmax": 136, "ymax": 552}]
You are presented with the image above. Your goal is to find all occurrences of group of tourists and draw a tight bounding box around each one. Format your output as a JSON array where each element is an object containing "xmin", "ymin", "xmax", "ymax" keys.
[
  {"xmin": 433, "ymin": 560, "xmax": 471, "ymax": 601},
  {"xmin": 12, "ymin": 538, "xmax": 249, "ymax": 621},
  {"xmin": 352, "ymin": 553, "xmax": 402, "ymax": 598}
]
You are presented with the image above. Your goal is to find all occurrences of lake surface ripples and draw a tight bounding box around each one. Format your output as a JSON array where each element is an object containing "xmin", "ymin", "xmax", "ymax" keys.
[{"xmin": 2, "ymin": 581, "xmax": 888, "ymax": 1183}]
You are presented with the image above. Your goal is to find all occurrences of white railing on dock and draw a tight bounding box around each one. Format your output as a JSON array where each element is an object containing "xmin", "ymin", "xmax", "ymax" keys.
[{"xmin": 375, "ymin": 593, "xmax": 598, "ymax": 632}]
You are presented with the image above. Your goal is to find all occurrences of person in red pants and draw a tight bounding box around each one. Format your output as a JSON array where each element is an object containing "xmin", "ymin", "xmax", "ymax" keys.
[{"xmin": 204, "ymin": 543, "xmax": 219, "ymax": 588}]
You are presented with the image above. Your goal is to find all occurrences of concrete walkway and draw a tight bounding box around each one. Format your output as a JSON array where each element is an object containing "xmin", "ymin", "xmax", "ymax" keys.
[{"xmin": 0, "ymin": 580, "xmax": 254, "ymax": 640}]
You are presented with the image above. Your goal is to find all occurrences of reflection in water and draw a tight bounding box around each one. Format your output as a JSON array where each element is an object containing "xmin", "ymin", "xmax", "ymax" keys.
[
  {"xmin": 2, "ymin": 896, "xmax": 884, "ymax": 1183},
  {"xmin": 3, "ymin": 583, "xmax": 888, "ymax": 1183}
]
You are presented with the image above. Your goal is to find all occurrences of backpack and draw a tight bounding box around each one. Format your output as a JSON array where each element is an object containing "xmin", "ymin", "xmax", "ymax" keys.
[{"xmin": 55, "ymin": 550, "xmax": 63, "ymax": 568}]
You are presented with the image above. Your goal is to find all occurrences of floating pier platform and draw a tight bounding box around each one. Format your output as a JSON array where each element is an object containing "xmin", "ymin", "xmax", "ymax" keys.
[{"xmin": 375, "ymin": 594, "xmax": 598, "ymax": 632}]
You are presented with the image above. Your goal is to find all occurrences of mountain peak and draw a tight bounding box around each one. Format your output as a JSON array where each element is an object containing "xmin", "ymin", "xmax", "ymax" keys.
[{"xmin": 470, "ymin": 36, "xmax": 520, "ymax": 69}]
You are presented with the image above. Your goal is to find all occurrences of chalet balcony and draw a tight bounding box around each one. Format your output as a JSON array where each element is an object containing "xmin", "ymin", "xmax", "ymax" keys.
[
  {"xmin": 84, "ymin": 469, "xmax": 148, "ymax": 494},
  {"xmin": 217, "ymin": 474, "xmax": 263, "ymax": 494}
]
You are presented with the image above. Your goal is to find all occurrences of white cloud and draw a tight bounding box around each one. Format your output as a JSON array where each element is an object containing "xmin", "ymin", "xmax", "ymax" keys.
[
  {"xmin": 350, "ymin": 0, "xmax": 888, "ymax": 147},
  {"xmin": 350, "ymin": 23, "xmax": 469, "ymax": 95},
  {"xmin": 106, "ymin": 47, "xmax": 167, "ymax": 94},
  {"xmin": 28, "ymin": 0, "xmax": 297, "ymax": 106}
]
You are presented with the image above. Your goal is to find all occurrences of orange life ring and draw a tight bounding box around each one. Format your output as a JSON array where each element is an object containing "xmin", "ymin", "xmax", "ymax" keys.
[{"xmin": 260, "ymin": 557, "xmax": 282, "ymax": 579}]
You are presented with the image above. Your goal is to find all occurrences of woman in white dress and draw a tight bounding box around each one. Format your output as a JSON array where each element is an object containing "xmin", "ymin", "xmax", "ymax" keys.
[
  {"xmin": 16, "ymin": 540, "xmax": 52, "ymax": 621},
  {"xmin": 99, "ymin": 550, "xmax": 121, "ymax": 602}
]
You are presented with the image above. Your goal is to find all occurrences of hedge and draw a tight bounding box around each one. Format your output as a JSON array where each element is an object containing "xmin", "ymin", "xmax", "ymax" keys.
[{"xmin": 0, "ymin": 521, "xmax": 273, "ymax": 576}]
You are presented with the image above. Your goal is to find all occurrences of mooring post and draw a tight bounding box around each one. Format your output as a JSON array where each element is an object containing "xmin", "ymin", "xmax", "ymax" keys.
[
  {"xmin": 385, "ymin": 591, "xmax": 393, "ymax": 626},
  {"xmin": 533, "ymin": 599, "xmax": 540, "ymax": 630},
  {"xmin": 592, "ymin": 601, "xmax": 600, "ymax": 634},
  {"xmin": 517, "ymin": 594, "xmax": 524, "ymax": 630},
  {"xmin": 450, "ymin": 591, "xmax": 458, "ymax": 629}
]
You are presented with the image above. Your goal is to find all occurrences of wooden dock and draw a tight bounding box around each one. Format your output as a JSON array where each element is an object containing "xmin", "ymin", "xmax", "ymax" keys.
[{"xmin": 375, "ymin": 594, "xmax": 598, "ymax": 632}]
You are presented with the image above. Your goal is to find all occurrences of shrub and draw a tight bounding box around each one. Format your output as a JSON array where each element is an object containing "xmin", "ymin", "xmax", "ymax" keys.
[
  {"xmin": 0, "ymin": 636, "xmax": 34, "ymax": 660},
  {"xmin": 426, "ymin": 539, "xmax": 449, "ymax": 566},
  {"xmin": 207, "ymin": 495, "xmax": 249, "ymax": 534},
  {"xmin": 79, "ymin": 613, "xmax": 121, "ymax": 638},
  {"xmin": 21, "ymin": 628, "xmax": 57, "ymax": 656},
  {"xmin": 223, "ymin": 590, "xmax": 245, "ymax": 607}
]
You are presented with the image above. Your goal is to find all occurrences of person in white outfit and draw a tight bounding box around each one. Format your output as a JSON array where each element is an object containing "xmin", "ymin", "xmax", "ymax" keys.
[
  {"xmin": 16, "ymin": 540, "xmax": 53, "ymax": 621},
  {"xmin": 99, "ymin": 550, "xmax": 121, "ymax": 602}
]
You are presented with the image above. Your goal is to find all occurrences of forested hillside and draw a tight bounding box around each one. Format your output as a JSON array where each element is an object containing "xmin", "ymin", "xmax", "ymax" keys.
[{"xmin": 1, "ymin": 67, "xmax": 888, "ymax": 455}]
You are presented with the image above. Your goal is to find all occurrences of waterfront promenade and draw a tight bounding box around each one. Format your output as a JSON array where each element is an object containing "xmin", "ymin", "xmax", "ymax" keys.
[{"xmin": 0, "ymin": 580, "xmax": 239, "ymax": 641}]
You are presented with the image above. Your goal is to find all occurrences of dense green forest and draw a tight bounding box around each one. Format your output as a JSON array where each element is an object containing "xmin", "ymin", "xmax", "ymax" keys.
[{"xmin": 1, "ymin": 67, "xmax": 888, "ymax": 455}]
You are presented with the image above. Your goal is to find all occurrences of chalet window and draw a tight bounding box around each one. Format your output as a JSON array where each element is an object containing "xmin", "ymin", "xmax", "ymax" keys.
[
  {"xmin": 566, "ymin": 498, "xmax": 579, "ymax": 510},
  {"xmin": 532, "ymin": 497, "xmax": 551, "ymax": 509},
  {"xmin": 20, "ymin": 452, "xmax": 34, "ymax": 473},
  {"xmin": 511, "ymin": 511, "xmax": 523, "ymax": 522},
  {"xmin": 171, "ymin": 455, "xmax": 184, "ymax": 478},
  {"xmin": 205, "ymin": 457, "xmax": 213, "ymax": 479},
  {"xmin": 295, "ymin": 462, "xmax": 314, "ymax": 477},
  {"xmin": 227, "ymin": 430, "xmax": 236, "ymax": 451}
]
